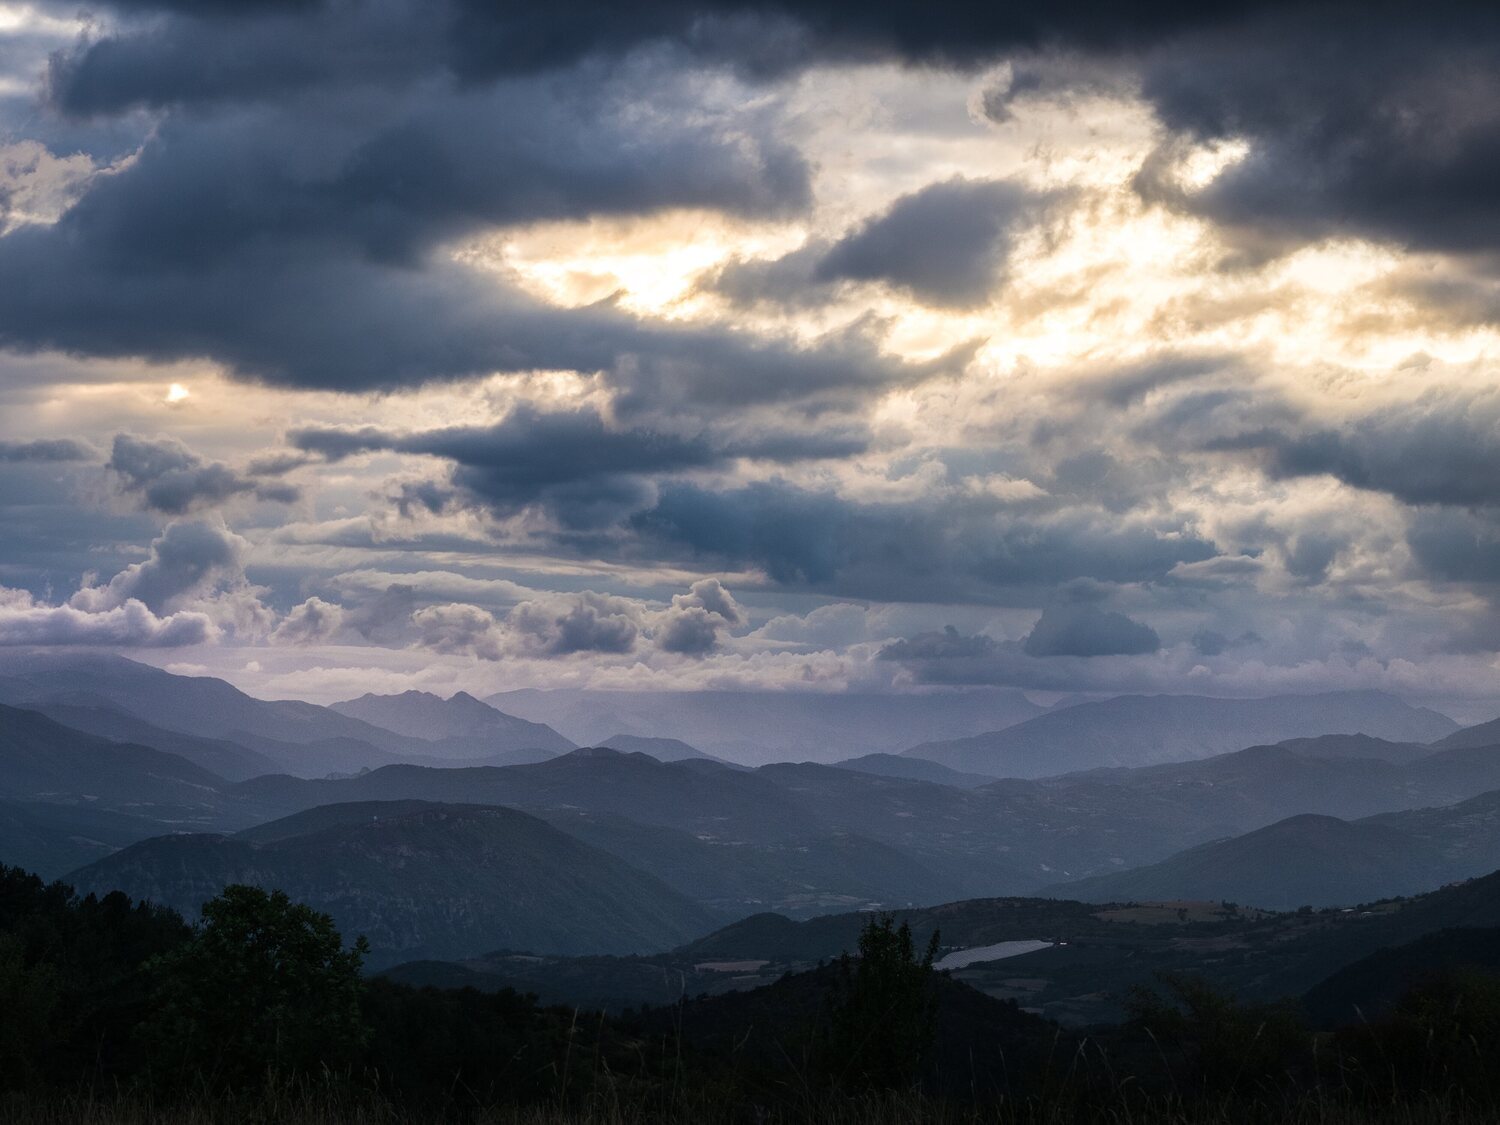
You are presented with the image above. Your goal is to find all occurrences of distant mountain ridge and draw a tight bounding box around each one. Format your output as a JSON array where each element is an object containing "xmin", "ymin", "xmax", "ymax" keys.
[
  {"xmin": 487, "ymin": 687, "xmax": 1047, "ymax": 764},
  {"xmin": 598, "ymin": 733, "xmax": 727, "ymax": 764},
  {"xmin": 330, "ymin": 690, "xmax": 573, "ymax": 759},
  {"xmin": 1048, "ymin": 786, "xmax": 1500, "ymax": 910},
  {"xmin": 905, "ymin": 690, "xmax": 1459, "ymax": 776}
]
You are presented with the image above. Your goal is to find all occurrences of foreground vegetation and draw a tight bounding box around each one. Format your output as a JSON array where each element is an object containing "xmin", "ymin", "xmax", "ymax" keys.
[{"xmin": 5, "ymin": 864, "xmax": 1500, "ymax": 1124}]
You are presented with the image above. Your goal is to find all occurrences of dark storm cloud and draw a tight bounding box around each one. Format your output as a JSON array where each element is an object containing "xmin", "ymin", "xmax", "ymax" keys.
[
  {"xmin": 0, "ymin": 48, "xmax": 933, "ymax": 404},
  {"xmin": 816, "ymin": 179, "xmax": 1045, "ymax": 307},
  {"xmin": 876, "ymin": 624, "xmax": 1166, "ymax": 689},
  {"xmin": 290, "ymin": 406, "xmax": 866, "ymax": 529},
  {"xmin": 1021, "ymin": 603, "xmax": 1160, "ymax": 657},
  {"xmin": 1132, "ymin": 8, "xmax": 1500, "ymax": 258},
  {"xmin": 0, "ymin": 438, "xmax": 95, "ymax": 462},
  {"xmin": 631, "ymin": 479, "xmax": 1217, "ymax": 596},
  {"xmin": 712, "ymin": 179, "xmax": 1050, "ymax": 309},
  {"xmin": 1406, "ymin": 510, "xmax": 1500, "ymax": 584},
  {"xmin": 42, "ymin": 0, "xmax": 1299, "ymax": 116},
  {"xmin": 107, "ymin": 434, "xmax": 299, "ymax": 513},
  {"xmin": 1213, "ymin": 391, "xmax": 1500, "ymax": 509}
]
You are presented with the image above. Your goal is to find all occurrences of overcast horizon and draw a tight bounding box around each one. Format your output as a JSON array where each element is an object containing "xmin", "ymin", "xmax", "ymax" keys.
[{"xmin": 3, "ymin": 1, "xmax": 1500, "ymax": 720}]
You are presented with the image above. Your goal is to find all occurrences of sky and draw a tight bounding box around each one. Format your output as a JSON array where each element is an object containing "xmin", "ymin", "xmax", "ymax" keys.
[{"xmin": 2, "ymin": 0, "xmax": 1499, "ymax": 716}]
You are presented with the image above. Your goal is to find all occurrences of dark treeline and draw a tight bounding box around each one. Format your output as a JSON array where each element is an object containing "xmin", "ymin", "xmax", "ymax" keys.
[{"xmin": 4, "ymin": 863, "xmax": 1500, "ymax": 1123}]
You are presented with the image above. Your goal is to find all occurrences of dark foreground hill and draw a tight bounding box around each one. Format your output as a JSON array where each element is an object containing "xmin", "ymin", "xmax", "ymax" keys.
[
  {"xmin": 68, "ymin": 802, "xmax": 717, "ymax": 966},
  {"xmin": 906, "ymin": 690, "xmax": 1458, "ymax": 776}
]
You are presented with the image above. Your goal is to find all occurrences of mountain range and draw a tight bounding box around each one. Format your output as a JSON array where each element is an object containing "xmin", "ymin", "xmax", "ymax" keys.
[
  {"xmin": 489, "ymin": 686, "xmax": 1049, "ymax": 764},
  {"xmin": 1049, "ymin": 786, "xmax": 1500, "ymax": 910},
  {"xmin": 905, "ymin": 690, "xmax": 1459, "ymax": 777}
]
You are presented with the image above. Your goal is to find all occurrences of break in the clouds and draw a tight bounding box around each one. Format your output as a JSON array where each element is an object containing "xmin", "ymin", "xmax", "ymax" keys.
[{"xmin": 2, "ymin": 0, "xmax": 1500, "ymax": 712}]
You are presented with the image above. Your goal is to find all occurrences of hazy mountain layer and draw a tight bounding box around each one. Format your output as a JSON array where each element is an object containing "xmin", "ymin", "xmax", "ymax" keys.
[
  {"xmin": 330, "ymin": 690, "xmax": 573, "ymax": 758},
  {"xmin": 1048, "ymin": 787, "xmax": 1500, "ymax": 911},
  {"xmin": 831, "ymin": 753, "xmax": 997, "ymax": 788},
  {"xmin": 488, "ymin": 687, "xmax": 1047, "ymax": 764},
  {"xmin": 906, "ymin": 691, "xmax": 1459, "ymax": 776},
  {"xmin": 598, "ymin": 733, "xmax": 726, "ymax": 763}
]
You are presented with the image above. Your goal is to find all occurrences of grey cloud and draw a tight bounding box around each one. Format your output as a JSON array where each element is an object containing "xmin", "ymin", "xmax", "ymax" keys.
[
  {"xmin": 509, "ymin": 592, "xmax": 640, "ymax": 655},
  {"xmin": 0, "ymin": 55, "xmax": 929, "ymax": 408},
  {"xmin": 633, "ymin": 479, "xmax": 1218, "ymax": 597},
  {"xmin": 0, "ymin": 588, "xmax": 214, "ymax": 647},
  {"xmin": 1133, "ymin": 9, "xmax": 1500, "ymax": 258},
  {"xmin": 42, "ymin": 0, "xmax": 1302, "ymax": 117},
  {"xmin": 712, "ymin": 177, "xmax": 1047, "ymax": 309},
  {"xmin": 1219, "ymin": 391, "xmax": 1500, "ymax": 509},
  {"xmin": 71, "ymin": 517, "xmax": 248, "ymax": 614},
  {"xmin": 655, "ymin": 577, "xmax": 743, "ymax": 655},
  {"xmin": 1192, "ymin": 628, "xmax": 1262, "ymax": 656},
  {"xmin": 815, "ymin": 178, "xmax": 1045, "ymax": 307},
  {"xmin": 292, "ymin": 406, "xmax": 867, "ymax": 529},
  {"xmin": 270, "ymin": 596, "xmax": 343, "ymax": 645},
  {"xmin": 0, "ymin": 438, "xmax": 95, "ymax": 462},
  {"xmin": 108, "ymin": 434, "xmax": 298, "ymax": 513},
  {"xmin": 347, "ymin": 583, "xmax": 418, "ymax": 641},
  {"xmin": 411, "ymin": 602, "xmax": 503, "ymax": 660},
  {"xmin": 1406, "ymin": 509, "xmax": 1500, "ymax": 584},
  {"xmin": 1021, "ymin": 603, "xmax": 1160, "ymax": 657},
  {"xmin": 878, "ymin": 625, "xmax": 999, "ymax": 662}
]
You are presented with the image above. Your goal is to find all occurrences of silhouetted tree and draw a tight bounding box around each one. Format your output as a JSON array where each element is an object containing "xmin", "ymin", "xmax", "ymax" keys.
[
  {"xmin": 821, "ymin": 914, "xmax": 940, "ymax": 1091},
  {"xmin": 142, "ymin": 885, "xmax": 370, "ymax": 1089}
]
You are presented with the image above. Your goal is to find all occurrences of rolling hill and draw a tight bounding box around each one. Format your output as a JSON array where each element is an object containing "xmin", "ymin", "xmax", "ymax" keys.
[
  {"xmin": 1045, "ymin": 814, "xmax": 1445, "ymax": 911},
  {"xmin": 68, "ymin": 802, "xmax": 718, "ymax": 967},
  {"xmin": 831, "ymin": 752, "xmax": 997, "ymax": 788},
  {"xmin": 1428, "ymin": 715, "xmax": 1500, "ymax": 751},
  {"xmin": 0, "ymin": 703, "xmax": 241, "ymax": 827},
  {"xmin": 1047, "ymin": 786, "xmax": 1500, "ymax": 911},
  {"xmin": 598, "ymin": 733, "xmax": 727, "ymax": 763},
  {"xmin": 904, "ymin": 691, "xmax": 1458, "ymax": 777}
]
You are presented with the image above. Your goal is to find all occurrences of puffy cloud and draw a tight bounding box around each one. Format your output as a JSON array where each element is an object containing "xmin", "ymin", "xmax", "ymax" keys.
[
  {"xmin": 879, "ymin": 625, "xmax": 1000, "ymax": 662},
  {"xmin": 411, "ymin": 602, "xmax": 504, "ymax": 661},
  {"xmin": 412, "ymin": 591, "xmax": 642, "ymax": 660},
  {"xmin": 270, "ymin": 596, "xmax": 344, "ymax": 646},
  {"xmin": 654, "ymin": 577, "xmax": 744, "ymax": 654},
  {"xmin": 70, "ymin": 517, "xmax": 251, "ymax": 615},
  {"xmin": 509, "ymin": 592, "xmax": 641, "ymax": 656},
  {"xmin": 107, "ymin": 434, "xmax": 298, "ymax": 513},
  {"xmin": 1022, "ymin": 604, "xmax": 1160, "ymax": 657},
  {"xmin": 0, "ymin": 584, "xmax": 214, "ymax": 647}
]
